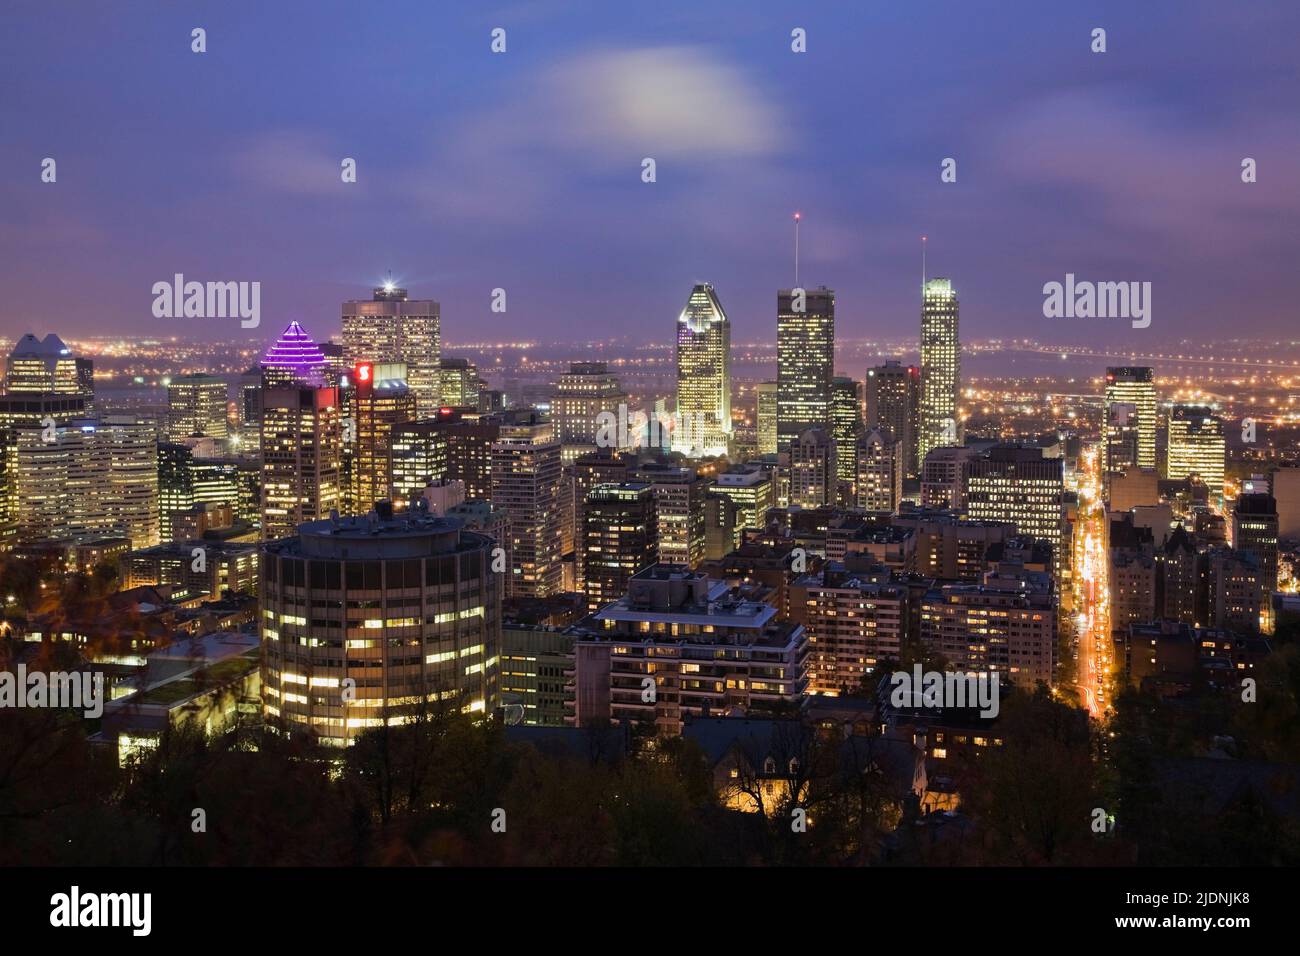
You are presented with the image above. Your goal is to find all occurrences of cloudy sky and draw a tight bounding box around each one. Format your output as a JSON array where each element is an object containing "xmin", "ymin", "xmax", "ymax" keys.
[{"xmin": 1, "ymin": 0, "xmax": 1298, "ymax": 350}]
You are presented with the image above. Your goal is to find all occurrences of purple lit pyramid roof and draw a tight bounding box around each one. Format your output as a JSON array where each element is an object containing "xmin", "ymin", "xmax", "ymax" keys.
[{"xmin": 261, "ymin": 320, "xmax": 328, "ymax": 385}]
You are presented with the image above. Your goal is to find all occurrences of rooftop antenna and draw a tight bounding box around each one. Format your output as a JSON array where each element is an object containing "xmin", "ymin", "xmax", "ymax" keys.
[
  {"xmin": 921, "ymin": 235, "xmax": 927, "ymax": 293},
  {"xmin": 793, "ymin": 212, "xmax": 802, "ymax": 287}
]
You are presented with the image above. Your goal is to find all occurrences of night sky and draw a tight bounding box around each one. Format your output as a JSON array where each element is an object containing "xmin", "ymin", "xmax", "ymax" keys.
[{"xmin": 2, "ymin": 0, "xmax": 1298, "ymax": 349}]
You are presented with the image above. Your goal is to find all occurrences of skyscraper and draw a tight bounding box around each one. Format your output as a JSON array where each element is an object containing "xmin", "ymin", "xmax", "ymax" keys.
[
  {"xmin": 5, "ymin": 333, "xmax": 95, "ymax": 411},
  {"xmin": 964, "ymin": 445, "xmax": 1065, "ymax": 568},
  {"xmin": 491, "ymin": 415, "xmax": 563, "ymax": 597},
  {"xmin": 259, "ymin": 322, "xmax": 343, "ymax": 540},
  {"xmin": 632, "ymin": 461, "xmax": 707, "ymax": 569},
  {"xmin": 166, "ymin": 373, "xmax": 229, "ymax": 441},
  {"xmin": 1105, "ymin": 367, "xmax": 1157, "ymax": 472},
  {"xmin": 918, "ymin": 277, "xmax": 960, "ymax": 464},
  {"xmin": 865, "ymin": 361, "xmax": 920, "ymax": 478},
  {"xmin": 260, "ymin": 503, "xmax": 501, "ymax": 746},
  {"xmin": 855, "ymin": 427, "xmax": 902, "ymax": 512},
  {"xmin": 553, "ymin": 362, "xmax": 626, "ymax": 462},
  {"xmin": 776, "ymin": 286, "xmax": 835, "ymax": 450},
  {"xmin": 347, "ymin": 361, "xmax": 417, "ymax": 515},
  {"xmin": 342, "ymin": 284, "xmax": 441, "ymax": 416},
  {"xmin": 439, "ymin": 357, "xmax": 481, "ymax": 410},
  {"xmin": 674, "ymin": 283, "xmax": 732, "ymax": 458},
  {"xmin": 1166, "ymin": 405, "xmax": 1225, "ymax": 497},
  {"xmin": 831, "ymin": 377, "xmax": 862, "ymax": 500},
  {"xmin": 788, "ymin": 427, "xmax": 836, "ymax": 509},
  {"xmin": 756, "ymin": 381, "xmax": 778, "ymax": 456},
  {"xmin": 582, "ymin": 482, "xmax": 659, "ymax": 612}
]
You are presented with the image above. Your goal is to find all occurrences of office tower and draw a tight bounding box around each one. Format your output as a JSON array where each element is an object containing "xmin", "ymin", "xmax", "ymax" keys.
[
  {"xmin": 491, "ymin": 416, "xmax": 563, "ymax": 597},
  {"xmin": 632, "ymin": 461, "xmax": 707, "ymax": 568},
  {"xmin": 259, "ymin": 323, "xmax": 343, "ymax": 540},
  {"xmin": 674, "ymin": 283, "xmax": 732, "ymax": 458},
  {"xmin": 572, "ymin": 450, "xmax": 632, "ymax": 590},
  {"xmin": 1103, "ymin": 401, "xmax": 1141, "ymax": 479},
  {"xmin": 919, "ymin": 567, "xmax": 1057, "ymax": 687},
  {"xmin": 166, "ymin": 373, "xmax": 229, "ymax": 441},
  {"xmin": 1233, "ymin": 493, "xmax": 1279, "ymax": 601},
  {"xmin": 342, "ymin": 285, "xmax": 441, "ymax": 415},
  {"xmin": 712, "ymin": 466, "xmax": 775, "ymax": 533},
  {"xmin": 756, "ymin": 381, "xmax": 778, "ymax": 456},
  {"xmin": 261, "ymin": 320, "xmax": 330, "ymax": 388},
  {"xmin": 776, "ymin": 286, "xmax": 835, "ymax": 449},
  {"xmin": 855, "ymin": 427, "xmax": 902, "ymax": 512},
  {"xmin": 831, "ymin": 377, "xmax": 862, "ymax": 497},
  {"xmin": 260, "ymin": 503, "xmax": 501, "ymax": 746},
  {"xmin": 1104, "ymin": 367, "xmax": 1157, "ymax": 471},
  {"xmin": 788, "ymin": 428, "xmax": 836, "ymax": 509},
  {"xmin": 571, "ymin": 567, "xmax": 809, "ymax": 734},
  {"xmin": 964, "ymin": 445, "xmax": 1065, "ymax": 567},
  {"xmin": 865, "ymin": 361, "xmax": 920, "ymax": 478},
  {"xmin": 14, "ymin": 416, "xmax": 158, "ymax": 549},
  {"xmin": 920, "ymin": 446, "xmax": 974, "ymax": 508},
  {"xmin": 1166, "ymin": 405, "xmax": 1225, "ymax": 497},
  {"xmin": 236, "ymin": 368, "xmax": 263, "ymax": 455},
  {"xmin": 439, "ymin": 357, "xmax": 480, "ymax": 410},
  {"xmin": 918, "ymin": 277, "xmax": 960, "ymax": 464},
  {"xmin": 789, "ymin": 567, "xmax": 907, "ymax": 695},
  {"xmin": 391, "ymin": 409, "xmax": 503, "ymax": 504},
  {"xmin": 347, "ymin": 361, "xmax": 417, "ymax": 515},
  {"xmin": 553, "ymin": 362, "xmax": 626, "ymax": 462},
  {"xmin": 582, "ymin": 482, "xmax": 659, "ymax": 612},
  {"xmin": 5, "ymin": 333, "xmax": 95, "ymax": 411}
]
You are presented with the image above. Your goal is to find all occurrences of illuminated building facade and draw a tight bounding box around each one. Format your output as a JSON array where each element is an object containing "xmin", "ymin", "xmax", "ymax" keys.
[
  {"xmin": 776, "ymin": 286, "xmax": 835, "ymax": 449},
  {"xmin": 491, "ymin": 416, "xmax": 563, "ymax": 597},
  {"xmin": 790, "ymin": 568, "xmax": 906, "ymax": 695},
  {"xmin": 1166, "ymin": 405, "xmax": 1225, "ymax": 498},
  {"xmin": 582, "ymin": 482, "xmax": 659, "ymax": 612},
  {"xmin": 439, "ymin": 357, "xmax": 480, "ymax": 410},
  {"xmin": 788, "ymin": 427, "xmax": 836, "ymax": 509},
  {"xmin": 918, "ymin": 278, "xmax": 960, "ymax": 464},
  {"xmin": 712, "ymin": 466, "xmax": 775, "ymax": 533},
  {"xmin": 632, "ymin": 461, "xmax": 707, "ymax": 569},
  {"xmin": 964, "ymin": 445, "xmax": 1064, "ymax": 568},
  {"xmin": 855, "ymin": 427, "xmax": 902, "ymax": 512},
  {"xmin": 260, "ymin": 504, "xmax": 501, "ymax": 747},
  {"xmin": 1105, "ymin": 367, "xmax": 1157, "ymax": 471},
  {"xmin": 554, "ymin": 362, "xmax": 626, "ymax": 461},
  {"xmin": 342, "ymin": 285, "xmax": 441, "ymax": 416},
  {"xmin": 347, "ymin": 361, "xmax": 417, "ymax": 515},
  {"xmin": 756, "ymin": 381, "xmax": 778, "ymax": 456},
  {"xmin": 866, "ymin": 361, "xmax": 920, "ymax": 478},
  {"xmin": 831, "ymin": 377, "xmax": 862, "ymax": 496},
  {"xmin": 674, "ymin": 283, "xmax": 732, "ymax": 458},
  {"xmin": 166, "ymin": 373, "xmax": 229, "ymax": 441},
  {"xmin": 5, "ymin": 333, "xmax": 94, "ymax": 411}
]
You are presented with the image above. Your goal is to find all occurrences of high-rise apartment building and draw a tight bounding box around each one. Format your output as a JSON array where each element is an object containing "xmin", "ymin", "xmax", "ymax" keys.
[
  {"xmin": 1166, "ymin": 405, "xmax": 1225, "ymax": 498},
  {"xmin": 918, "ymin": 278, "xmax": 960, "ymax": 464},
  {"xmin": 712, "ymin": 466, "xmax": 775, "ymax": 533},
  {"xmin": 788, "ymin": 428, "xmax": 836, "ymax": 509},
  {"xmin": 865, "ymin": 361, "xmax": 920, "ymax": 478},
  {"xmin": 1105, "ymin": 367, "xmax": 1157, "ymax": 471},
  {"xmin": 1233, "ymin": 493, "xmax": 1279, "ymax": 599},
  {"xmin": 260, "ymin": 504, "xmax": 501, "ymax": 746},
  {"xmin": 855, "ymin": 427, "xmax": 902, "ymax": 512},
  {"xmin": 342, "ymin": 285, "xmax": 441, "ymax": 415},
  {"xmin": 572, "ymin": 450, "xmax": 633, "ymax": 589},
  {"xmin": 166, "ymin": 373, "xmax": 229, "ymax": 441},
  {"xmin": 790, "ymin": 566, "xmax": 907, "ymax": 695},
  {"xmin": 491, "ymin": 416, "xmax": 563, "ymax": 597},
  {"xmin": 391, "ymin": 409, "xmax": 504, "ymax": 504},
  {"xmin": 582, "ymin": 482, "xmax": 659, "ymax": 612},
  {"xmin": 631, "ymin": 461, "xmax": 707, "ymax": 569},
  {"xmin": 776, "ymin": 286, "xmax": 835, "ymax": 449},
  {"xmin": 674, "ymin": 283, "xmax": 732, "ymax": 458}
]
